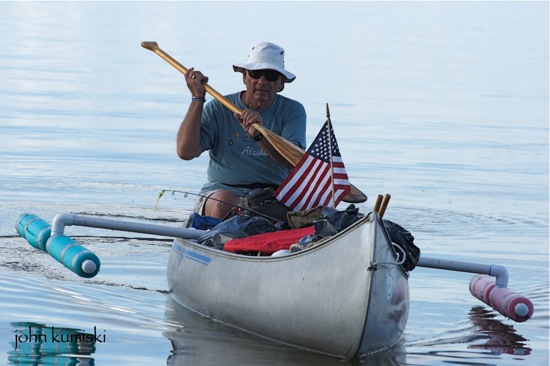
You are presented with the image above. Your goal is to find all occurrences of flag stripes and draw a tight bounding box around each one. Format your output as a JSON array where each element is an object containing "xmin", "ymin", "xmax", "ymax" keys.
[{"xmin": 273, "ymin": 120, "xmax": 351, "ymax": 211}]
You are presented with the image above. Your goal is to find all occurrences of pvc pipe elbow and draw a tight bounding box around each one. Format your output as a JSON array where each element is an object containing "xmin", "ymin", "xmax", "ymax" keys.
[
  {"xmin": 51, "ymin": 212, "xmax": 75, "ymax": 237},
  {"xmin": 488, "ymin": 264, "xmax": 509, "ymax": 287}
]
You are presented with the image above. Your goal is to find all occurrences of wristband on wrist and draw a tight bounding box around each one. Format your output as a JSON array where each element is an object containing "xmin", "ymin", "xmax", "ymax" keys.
[
  {"xmin": 191, "ymin": 97, "xmax": 206, "ymax": 102},
  {"xmin": 253, "ymin": 133, "xmax": 263, "ymax": 142}
]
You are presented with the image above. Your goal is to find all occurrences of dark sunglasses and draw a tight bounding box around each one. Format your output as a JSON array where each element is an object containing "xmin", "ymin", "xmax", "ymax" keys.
[{"xmin": 247, "ymin": 69, "xmax": 281, "ymax": 82}]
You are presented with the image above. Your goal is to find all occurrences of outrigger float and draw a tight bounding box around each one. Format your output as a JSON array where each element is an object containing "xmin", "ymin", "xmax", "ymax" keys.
[{"xmin": 15, "ymin": 194, "xmax": 534, "ymax": 360}]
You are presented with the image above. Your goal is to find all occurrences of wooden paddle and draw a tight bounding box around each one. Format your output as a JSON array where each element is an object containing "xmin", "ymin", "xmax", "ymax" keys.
[
  {"xmin": 141, "ymin": 41, "xmax": 367, "ymax": 203},
  {"xmin": 373, "ymin": 194, "xmax": 383, "ymax": 213},
  {"xmin": 379, "ymin": 194, "xmax": 391, "ymax": 218}
]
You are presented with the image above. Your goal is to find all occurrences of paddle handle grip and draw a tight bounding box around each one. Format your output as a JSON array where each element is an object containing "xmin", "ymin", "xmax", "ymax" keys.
[
  {"xmin": 379, "ymin": 194, "xmax": 391, "ymax": 218},
  {"xmin": 373, "ymin": 195, "xmax": 383, "ymax": 213},
  {"xmin": 469, "ymin": 274, "xmax": 534, "ymax": 322}
]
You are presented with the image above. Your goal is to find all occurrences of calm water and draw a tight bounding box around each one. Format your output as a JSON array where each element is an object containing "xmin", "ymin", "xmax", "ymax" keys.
[{"xmin": 0, "ymin": 2, "xmax": 548, "ymax": 365}]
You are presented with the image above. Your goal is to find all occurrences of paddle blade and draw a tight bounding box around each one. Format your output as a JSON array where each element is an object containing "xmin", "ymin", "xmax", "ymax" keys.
[
  {"xmin": 255, "ymin": 127, "xmax": 305, "ymax": 169},
  {"xmin": 343, "ymin": 185, "xmax": 368, "ymax": 203}
]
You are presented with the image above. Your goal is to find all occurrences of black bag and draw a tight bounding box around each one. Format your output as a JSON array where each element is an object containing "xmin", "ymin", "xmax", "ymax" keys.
[
  {"xmin": 383, "ymin": 219, "xmax": 421, "ymax": 272},
  {"xmin": 239, "ymin": 187, "xmax": 291, "ymax": 223},
  {"xmin": 324, "ymin": 204, "xmax": 364, "ymax": 231}
]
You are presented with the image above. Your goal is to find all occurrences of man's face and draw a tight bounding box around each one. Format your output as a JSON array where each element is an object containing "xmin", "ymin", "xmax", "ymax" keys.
[{"xmin": 242, "ymin": 69, "xmax": 284, "ymax": 109}]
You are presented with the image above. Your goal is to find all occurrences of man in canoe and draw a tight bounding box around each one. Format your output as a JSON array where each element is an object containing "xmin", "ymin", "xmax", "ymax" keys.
[{"xmin": 177, "ymin": 42, "xmax": 307, "ymax": 220}]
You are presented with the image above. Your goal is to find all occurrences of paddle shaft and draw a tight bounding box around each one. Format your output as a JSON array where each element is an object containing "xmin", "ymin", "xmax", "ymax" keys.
[
  {"xmin": 379, "ymin": 194, "xmax": 391, "ymax": 218},
  {"xmin": 140, "ymin": 41, "xmax": 303, "ymax": 168},
  {"xmin": 373, "ymin": 195, "xmax": 383, "ymax": 213},
  {"xmin": 141, "ymin": 41, "xmax": 367, "ymax": 203}
]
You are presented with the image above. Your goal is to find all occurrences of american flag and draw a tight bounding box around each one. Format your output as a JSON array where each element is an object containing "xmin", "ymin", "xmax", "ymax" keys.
[{"xmin": 273, "ymin": 120, "xmax": 351, "ymax": 211}]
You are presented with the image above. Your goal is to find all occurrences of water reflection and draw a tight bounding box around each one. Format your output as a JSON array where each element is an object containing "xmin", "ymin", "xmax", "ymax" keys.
[
  {"xmin": 163, "ymin": 296, "xmax": 406, "ymax": 365},
  {"xmin": 407, "ymin": 305, "xmax": 533, "ymax": 365},
  {"xmin": 9, "ymin": 322, "xmax": 96, "ymax": 365},
  {"xmin": 467, "ymin": 306, "xmax": 531, "ymax": 356}
]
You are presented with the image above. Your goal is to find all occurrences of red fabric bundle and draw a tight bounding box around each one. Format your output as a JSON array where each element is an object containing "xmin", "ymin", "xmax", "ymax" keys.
[{"xmin": 224, "ymin": 226, "xmax": 315, "ymax": 255}]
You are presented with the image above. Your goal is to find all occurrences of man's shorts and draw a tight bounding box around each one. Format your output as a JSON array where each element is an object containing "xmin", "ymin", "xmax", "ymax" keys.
[{"xmin": 193, "ymin": 189, "xmax": 224, "ymax": 215}]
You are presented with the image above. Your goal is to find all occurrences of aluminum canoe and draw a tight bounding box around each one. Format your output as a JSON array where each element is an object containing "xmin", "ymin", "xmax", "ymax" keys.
[{"xmin": 167, "ymin": 212, "xmax": 410, "ymax": 360}]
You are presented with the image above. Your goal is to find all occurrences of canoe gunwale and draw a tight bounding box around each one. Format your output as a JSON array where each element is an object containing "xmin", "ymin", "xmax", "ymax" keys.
[{"xmin": 176, "ymin": 211, "xmax": 373, "ymax": 261}]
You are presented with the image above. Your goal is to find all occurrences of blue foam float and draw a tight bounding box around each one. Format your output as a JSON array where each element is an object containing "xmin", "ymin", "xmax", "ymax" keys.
[
  {"xmin": 46, "ymin": 235, "xmax": 100, "ymax": 278},
  {"xmin": 15, "ymin": 213, "xmax": 100, "ymax": 278}
]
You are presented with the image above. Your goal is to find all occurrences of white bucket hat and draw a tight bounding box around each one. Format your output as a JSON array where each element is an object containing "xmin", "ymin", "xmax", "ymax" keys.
[{"xmin": 233, "ymin": 42, "xmax": 296, "ymax": 83}]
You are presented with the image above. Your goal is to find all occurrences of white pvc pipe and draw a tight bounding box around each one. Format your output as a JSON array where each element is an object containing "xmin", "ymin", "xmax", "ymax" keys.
[
  {"xmin": 417, "ymin": 256, "xmax": 509, "ymax": 287},
  {"xmin": 51, "ymin": 213, "xmax": 205, "ymax": 240}
]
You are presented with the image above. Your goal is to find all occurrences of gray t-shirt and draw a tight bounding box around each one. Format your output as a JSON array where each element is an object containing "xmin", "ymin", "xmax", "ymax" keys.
[{"xmin": 198, "ymin": 92, "xmax": 306, "ymax": 195}]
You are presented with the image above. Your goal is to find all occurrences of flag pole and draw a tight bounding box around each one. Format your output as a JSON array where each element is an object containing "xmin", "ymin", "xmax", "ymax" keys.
[{"xmin": 326, "ymin": 103, "xmax": 336, "ymax": 208}]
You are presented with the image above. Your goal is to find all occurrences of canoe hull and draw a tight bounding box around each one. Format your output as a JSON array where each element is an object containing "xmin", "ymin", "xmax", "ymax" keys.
[{"xmin": 167, "ymin": 213, "xmax": 409, "ymax": 359}]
